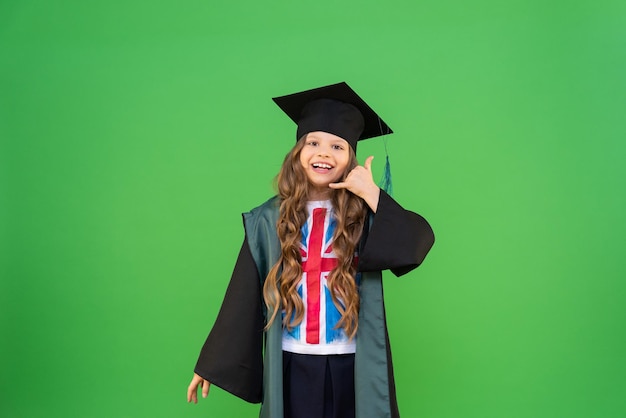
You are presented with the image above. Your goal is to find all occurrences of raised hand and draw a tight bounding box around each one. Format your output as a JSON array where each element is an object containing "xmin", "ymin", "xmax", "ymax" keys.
[{"xmin": 329, "ymin": 155, "xmax": 380, "ymax": 212}]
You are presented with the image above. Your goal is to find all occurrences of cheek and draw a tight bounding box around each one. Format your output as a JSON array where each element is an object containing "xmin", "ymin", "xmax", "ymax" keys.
[
  {"xmin": 338, "ymin": 154, "xmax": 351, "ymax": 171},
  {"xmin": 299, "ymin": 150, "xmax": 309, "ymax": 167}
]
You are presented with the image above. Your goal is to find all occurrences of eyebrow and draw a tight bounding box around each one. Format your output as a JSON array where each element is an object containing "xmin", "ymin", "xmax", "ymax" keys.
[{"xmin": 306, "ymin": 134, "xmax": 349, "ymax": 147}]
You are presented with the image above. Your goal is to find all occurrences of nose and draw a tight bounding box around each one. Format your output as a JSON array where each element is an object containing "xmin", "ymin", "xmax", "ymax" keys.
[{"xmin": 317, "ymin": 144, "xmax": 331, "ymax": 157}]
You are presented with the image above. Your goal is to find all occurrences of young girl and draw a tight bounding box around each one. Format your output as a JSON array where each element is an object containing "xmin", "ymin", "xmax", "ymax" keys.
[{"xmin": 187, "ymin": 82, "xmax": 435, "ymax": 418}]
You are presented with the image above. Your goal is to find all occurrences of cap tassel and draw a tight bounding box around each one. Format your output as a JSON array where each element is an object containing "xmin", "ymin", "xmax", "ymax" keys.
[
  {"xmin": 377, "ymin": 132, "xmax": 393, "ymax": 196},
  {"xmin": 378, "ymin": 154, "xmax": 393, "ymax": 196}
]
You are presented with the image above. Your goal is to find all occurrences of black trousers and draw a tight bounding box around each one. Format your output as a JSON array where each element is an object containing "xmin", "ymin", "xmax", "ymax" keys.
[{"xmin": 282, "ymin": 351, "xmax": 355, "ymax": 418}]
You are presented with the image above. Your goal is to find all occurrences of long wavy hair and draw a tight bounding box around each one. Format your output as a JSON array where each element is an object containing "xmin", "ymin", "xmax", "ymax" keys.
[{"xmin": 262, "ymin": 136, "xmax": 368, "ymax": 339}]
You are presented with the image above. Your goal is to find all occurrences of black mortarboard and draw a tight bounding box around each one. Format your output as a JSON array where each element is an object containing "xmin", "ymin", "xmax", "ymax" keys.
[{"xmin": 272, "ymin": 82, "xmax": 393, "ymax": 151}]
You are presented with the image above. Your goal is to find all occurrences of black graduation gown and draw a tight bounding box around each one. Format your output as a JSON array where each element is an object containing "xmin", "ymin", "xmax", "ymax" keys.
[{"xmin": 194, "ymin": 190, "xmax": 435, "ymax": 414}]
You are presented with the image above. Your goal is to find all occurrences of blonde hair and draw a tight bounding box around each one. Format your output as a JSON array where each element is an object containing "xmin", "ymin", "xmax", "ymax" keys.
[{"xmin": 262, "ymin": 136, "xmax": 367, "ymax": 339}]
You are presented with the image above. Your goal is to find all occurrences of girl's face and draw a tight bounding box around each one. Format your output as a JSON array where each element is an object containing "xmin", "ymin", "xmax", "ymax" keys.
[{"xmin": 299, "ymin": 131, "xmax": 351, "ymax": 199}]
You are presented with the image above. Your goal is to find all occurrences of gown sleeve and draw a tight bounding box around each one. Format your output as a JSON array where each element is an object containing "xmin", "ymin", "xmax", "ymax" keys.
[
  {"xmin": 194, "ymin": 236, "xmax": 264, "ymax": 404},
  {"xmin": 357, "ymin": 189, "xmax": 435, "ymax": 277}
]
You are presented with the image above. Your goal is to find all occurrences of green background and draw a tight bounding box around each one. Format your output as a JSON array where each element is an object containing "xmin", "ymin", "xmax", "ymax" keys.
[{"xmin": 1, "ymin": 0, "xmax": 625, "ymax": 417}]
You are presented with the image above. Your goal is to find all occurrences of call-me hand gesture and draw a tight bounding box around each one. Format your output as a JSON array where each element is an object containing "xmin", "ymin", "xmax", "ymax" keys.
[{"xmin": 329, "ymin": 155, "xmax": 380, "ymax": 212}]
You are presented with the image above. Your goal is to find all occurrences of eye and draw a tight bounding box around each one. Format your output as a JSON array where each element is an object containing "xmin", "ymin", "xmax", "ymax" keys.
[
  {"xmin": 332, "ymin": 144, "xmax": 344, "ymax": 150},
  {"xmin": 307, "ymin": 141, "xmax": 318, "ymax": 146}
]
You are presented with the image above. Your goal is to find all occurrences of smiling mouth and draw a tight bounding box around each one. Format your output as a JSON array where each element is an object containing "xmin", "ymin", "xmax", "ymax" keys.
[{"xmin": 312, "ymin": 162, "xmax": 333, "ymax": 170}]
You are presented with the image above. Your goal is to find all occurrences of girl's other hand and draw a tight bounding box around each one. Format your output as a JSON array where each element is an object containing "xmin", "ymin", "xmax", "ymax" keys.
[
  {"xmin": 187, "ymin": 373, "xmax": 211, "ymax": 404},
  {"xmin": 329, "ymin": 156, "xmax": 380, "ymax": 212}
]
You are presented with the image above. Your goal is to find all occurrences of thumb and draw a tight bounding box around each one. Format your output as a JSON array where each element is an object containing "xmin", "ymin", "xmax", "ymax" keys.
[
  {"xmin": 202, "ymin": 379, "xmax": 210, "ymax": 398},
  {"xmin": 363, "ymin": 155, "xmax": 374, "ymax": 171}
]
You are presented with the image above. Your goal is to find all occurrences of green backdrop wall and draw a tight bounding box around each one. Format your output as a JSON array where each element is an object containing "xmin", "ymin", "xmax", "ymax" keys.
[{"xmin": 1, "ymin": 1, "xmax": 625, "ymax": 417}]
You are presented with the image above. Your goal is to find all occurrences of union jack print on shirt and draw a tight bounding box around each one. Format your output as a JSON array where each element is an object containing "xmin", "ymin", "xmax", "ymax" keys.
[{"xmin": 282, "ymin": 201, "xmax": 357, "ymax": 355}]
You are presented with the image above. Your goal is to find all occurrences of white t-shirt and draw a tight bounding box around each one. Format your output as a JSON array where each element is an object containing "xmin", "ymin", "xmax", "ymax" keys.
[{"xmin": 281, "ymin": 200, "xmax": 357, "ymax": 355}]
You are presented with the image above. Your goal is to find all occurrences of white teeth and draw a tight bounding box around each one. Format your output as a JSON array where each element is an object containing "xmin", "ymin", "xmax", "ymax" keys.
[{"xmin": 313, "ymin": 163, "xmax": 332, "ymax": 169}]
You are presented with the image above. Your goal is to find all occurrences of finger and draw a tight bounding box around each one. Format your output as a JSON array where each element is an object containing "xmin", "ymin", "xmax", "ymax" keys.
[
  {"xmin": 202, "ymin": 379, "xmax": 210, "ymax": 398},
  {"xmin": 328, "ymin": 182, "xmax": 347, "ymax": 189},
  {"xmin": 187, "ymin": 383, "xmax": 197, "ymax": 404},
  {"xmin": 187, "ymin": 374, "xmax": 203, "ymax": 403},
  {"xmin": 363, "ymin": 156, "xmax": 374, "ymax": 171}
]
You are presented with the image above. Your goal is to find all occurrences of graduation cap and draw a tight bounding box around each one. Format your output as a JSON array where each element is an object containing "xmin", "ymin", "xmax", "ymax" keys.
[
  {"xmin": 272, "ymin": 82, "xmax": 393, "ymax": 151},
  {"xmin": 272, "ymin": 82, "xmax": 395, "ymax": 195}
]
